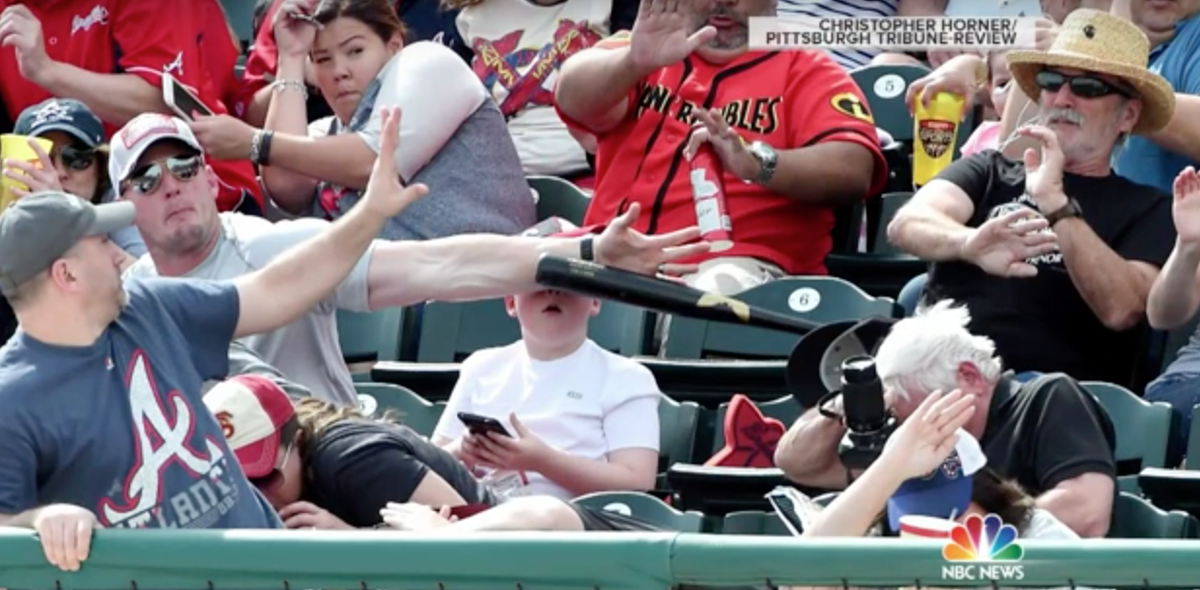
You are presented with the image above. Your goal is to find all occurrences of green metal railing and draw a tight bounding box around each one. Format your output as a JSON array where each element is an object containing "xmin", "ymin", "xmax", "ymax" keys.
[{"xmin": 2, "ymin": 530, "xmax": 1198, "ymax": 589}]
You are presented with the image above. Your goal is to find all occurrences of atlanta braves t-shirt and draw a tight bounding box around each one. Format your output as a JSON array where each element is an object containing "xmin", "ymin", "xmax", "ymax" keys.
[
  {"xmin": 455, "ymin": 0, "xmax": 611, "ymax": 176},
  {"xmin": 0, "ymin": 278, "xmax": 280, "ymax": 529}
]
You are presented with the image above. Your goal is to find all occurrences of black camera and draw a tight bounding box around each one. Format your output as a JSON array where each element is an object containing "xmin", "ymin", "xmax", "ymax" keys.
[{"xmin": 836, "ymin": 355, "xmax": 898, "ymax": 471}]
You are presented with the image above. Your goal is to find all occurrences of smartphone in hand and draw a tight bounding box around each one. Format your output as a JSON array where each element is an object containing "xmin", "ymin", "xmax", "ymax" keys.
[
  {"xmin": 457, "ymin": 412, "xmax": 512, "ymax": 438},
  {"xmin": 162, "ymin": 73, "xmax": 213, "ymax": 122}
]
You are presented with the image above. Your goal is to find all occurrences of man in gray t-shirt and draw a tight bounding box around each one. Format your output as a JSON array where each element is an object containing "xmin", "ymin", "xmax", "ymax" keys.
[{"xmin": 108, "ymin": 113, "xmax": 709, "ymax": 408}]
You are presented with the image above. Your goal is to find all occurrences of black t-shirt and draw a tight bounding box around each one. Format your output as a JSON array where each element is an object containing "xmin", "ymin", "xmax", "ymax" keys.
[
  {"xmin": 923, "ymin": 150, "xmax": 1175, "ymax": 385},
  {"xmin": 0, "ymin": 299, "xmax": 14, "ymax": 345},
  {"xmin": 303, "ymin": 420, "xmax": 496, "ymax": 528},
  {"xmin": 981, "ymin": 372, "xmax": 1117, "ymax": 495}
]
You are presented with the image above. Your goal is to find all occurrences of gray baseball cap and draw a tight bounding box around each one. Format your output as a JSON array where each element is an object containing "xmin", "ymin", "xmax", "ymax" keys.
[{"xmin": 0, "ymin": 191, "xmax": 135, "ymax": 297}]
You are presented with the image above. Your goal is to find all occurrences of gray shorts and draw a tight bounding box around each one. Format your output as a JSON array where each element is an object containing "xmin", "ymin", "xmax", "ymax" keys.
[{"xmin": 569, "ymin": 504, "xmax": 665, "ymax": 532}]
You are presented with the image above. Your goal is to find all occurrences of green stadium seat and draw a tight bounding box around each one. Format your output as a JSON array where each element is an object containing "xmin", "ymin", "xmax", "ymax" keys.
[
  {"xmin": 1107, "ymin": 492, "xmax": 1196, "ymax": 539},
  {"xmin": 721, "ymin": 511, "xmax": 792, "ymax": 536},
  {"xmin": 337, "ymin": 307, "xmax": 406, "ymax": 380},
  {"xmin": 849, "ymin": 64, "xmax": 932, "ymax": 144},
  {"xmin": 659, "ymin": 395, "xmax": 702, "ymax": 473},
  {"xmin": 354, "ymin": 382, "xmax": 444, "ymax": 437},
  {"xmin": 1082, "ymin": 381, "xmax": 1173, "ymax": 494},
  {"xmin": 529, "ymin": 175, "xmax": 589, "ymax": 225},
  {"xmin": 662, "ymin": 276, "xmax": 900, "ymax": 360},
  {"xmin": 573, "ymin": 491, "xmax": 704, "ymax": 532}
]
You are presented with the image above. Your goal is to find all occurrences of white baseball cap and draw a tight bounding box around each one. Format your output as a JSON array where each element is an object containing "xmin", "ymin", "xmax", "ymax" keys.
[{"xmin": 108, "ymin": 113, "xmax": 204, "ymax": 186}]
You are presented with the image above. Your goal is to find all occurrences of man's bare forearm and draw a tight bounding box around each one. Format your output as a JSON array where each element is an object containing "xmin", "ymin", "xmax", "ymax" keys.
[
  {"xmin": 0, "ymin": 508, "xmax": 42, "ymax": 528},
  {"xmin": 555, "ymin": 46, "xmax": 650, "ymax": 132},
  {"xmin": 235, "ymin": 204, "xmax": 389, "ymax": 338},
  {"xmin": 774, "ymin": 408, "xmax": 850, "ymax": 489},
  {"xmin": 887, "ymin": 206, "xmax": 974, "ymax": 261},
  {"xmin": 366, "ymin": 236, "xmax": 592, "ymax": 309},
  {"xmin": 1055, "ymin": 217, "xmax": 1155, "ymax": 330},
  {"xmin": 37, "ymin": 63, "xmax": 165, "ymax": 126},
  {"xmin": 1148, "ymin": 240, "xmax": 1200, "ymax": 329}
]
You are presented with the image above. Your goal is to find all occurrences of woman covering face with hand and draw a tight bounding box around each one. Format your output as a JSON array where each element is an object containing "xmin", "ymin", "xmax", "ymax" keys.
[
  {"xmin": 2, "ymin": 98, "xmax": 147, "ymax": 262},
  {"xmin": 188, "ymin": 0, "xmax": 535, "ymax": 242}
]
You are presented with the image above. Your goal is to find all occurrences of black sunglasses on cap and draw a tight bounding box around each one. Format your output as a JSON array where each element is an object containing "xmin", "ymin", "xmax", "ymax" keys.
[
  {"xmin": 1035, "ymin": 70, "xmax": 1134, "ymax": 99},
  {"xmin": 122, "ymin": 154, "xmax": 203, "ymax": 195}
]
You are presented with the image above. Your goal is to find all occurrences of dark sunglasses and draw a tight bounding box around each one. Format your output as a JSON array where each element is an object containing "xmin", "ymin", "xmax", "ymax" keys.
[
  {"xmin": 122, "ymin": 154, "xmax": 202, "ymax": 195},
  {"xmin": 52, "ymin": 144, "xmax": 97, "ymax": 172},
  {"xmin": 1035, "ymin": 70, "xmax": 1132, "ymax": 99},
  {"xmin": 248, "ymin": 438, "xmax": 295, "ymax": 492}
]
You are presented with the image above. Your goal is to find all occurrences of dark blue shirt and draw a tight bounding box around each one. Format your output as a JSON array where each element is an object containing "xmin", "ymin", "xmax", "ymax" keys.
[{"xmin": 0, "ymin": 278, "xmax": 280, "ymax": 529}]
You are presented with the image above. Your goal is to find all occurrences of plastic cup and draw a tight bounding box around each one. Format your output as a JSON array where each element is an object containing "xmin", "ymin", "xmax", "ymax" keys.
[
  {"xmin": 899, "ymin": 514, "xmax": 958, "ymax": 539},
  {"xmin": 912, "ymin": 92, "xmax": 965, "ymax": 188},
  {"xmin": 1, "ymin": 134, "xmax": 55, "ymax": 212}
]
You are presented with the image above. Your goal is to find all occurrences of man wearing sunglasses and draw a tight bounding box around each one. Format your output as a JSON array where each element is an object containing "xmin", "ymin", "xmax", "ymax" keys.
[
  {"xmin": 887, "ymin": 10, "xmax": 1176, "ymax": 388},
  {"xmin": 0, "ymin": 107, "xmax": 428, "ymax": 572},
  {"xmin": 114, "ymin": 111, "xmax": 707, "ymax": 410}
]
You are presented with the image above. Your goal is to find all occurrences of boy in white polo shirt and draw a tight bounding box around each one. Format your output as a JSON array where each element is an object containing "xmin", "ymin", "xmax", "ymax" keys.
[{"xmin": 431, "ymin": 276, "xmax": 661, "ymax": 500}]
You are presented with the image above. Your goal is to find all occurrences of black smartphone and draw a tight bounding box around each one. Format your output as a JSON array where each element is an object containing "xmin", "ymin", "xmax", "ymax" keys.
[
  {"xmin": 457, "ymin": 412, "xmax": 511, "ymax": 438},
  {"xmin": 162, "ymin": 72, "xmax": 213, "ymax": 121}
]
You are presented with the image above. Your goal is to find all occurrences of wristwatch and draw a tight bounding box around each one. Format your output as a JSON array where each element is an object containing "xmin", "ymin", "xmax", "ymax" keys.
[
  {"xmin": 1043, "ymin": 198, "xmax": 1083, "ymax": 227},
  {"xmin": 745, "ymin": 141, "xmax": 778, "ymax": 186}
]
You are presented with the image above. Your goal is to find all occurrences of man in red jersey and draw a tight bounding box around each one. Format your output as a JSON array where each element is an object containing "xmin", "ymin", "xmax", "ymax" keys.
[
  {"xmin": 0, "ymin": 0, "xmax": 263, "ymax": 214},
  {"xmin": 555, "ymin": 0, "xmax": 887, "ymax": 294}
]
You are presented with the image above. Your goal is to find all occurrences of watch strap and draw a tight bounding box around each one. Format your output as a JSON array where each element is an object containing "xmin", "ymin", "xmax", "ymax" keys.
[
  {"xmin": 1044, "ymin": 198, "xmax": 1082, "ymax": 226},
  {"xmin": 750, "ymin": 142, "xmax": 777, "ymax": 185},
  {"xmin": 580, "ymin": 236, "xmax": 595, "ymax": 261}
]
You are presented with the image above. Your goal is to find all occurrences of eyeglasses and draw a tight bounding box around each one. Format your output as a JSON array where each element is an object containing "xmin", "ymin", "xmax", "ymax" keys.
[
  {"xmin": 122, "ymin": 154, "xmax": 202, "ymax": 195},
  {"xmin": 1035, "ymin": 70, "xmax": 1133, "ymax": 99},
  {"xmin": 248, "ymin": 438, "xmax": 295, "ymax": 493},
  {"xmin": 52, "ymin": 144, "xmax": 97, "ymax": 172}
]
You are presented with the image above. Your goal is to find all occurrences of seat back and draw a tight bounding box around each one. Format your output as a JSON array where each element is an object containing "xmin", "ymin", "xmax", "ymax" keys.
[
  {"xmin": 871, "ymin": 192, "xmax": 914, "ymax": 255},
  {"xmin": 849, "ymin": 64, "xmax": 932, "ymax": 143},
  {"xmin": 353, "ymin": 382, "xmax": 445, "ymax": 437},
  {"xmin": 529, "ymin": 175, "xmax": 590, "ymax": 225},
  {"xmin": 417, "ymin": 298, "xmax": 647, "ymax": 362},
  {"xmin": 659, "ymin": 395, "xmax": 702, "ymax": 472},
  {"xmin": 336, "ymin": 307, "xmax": 406, "ymax": 364},
  {"xmin": 1107, "ymin": 491, "xmax": 1196, "ymax": 539},
  {"xmin": 710, "ymin": 396, "xmax": 804, "ymax": 455},
  {"xmin": 663, "ymin": 277, "xmax": 899, "ymax": 359},
  {"xmin": 572, "ymin": 491, "xmax": 704, "ymax": 532},
  {"xmin": 1082, "ymin": 381, "xmax": 1173, "ymax": 493},
  {"xmin": 721, "ymin": 511, "xmax": 792, "ymax": 535}
]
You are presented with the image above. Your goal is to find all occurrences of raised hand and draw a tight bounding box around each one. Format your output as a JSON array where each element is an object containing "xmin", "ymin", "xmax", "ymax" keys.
[
  {"xmin": 0, "ymin": 5, "xmax": 52, "ymax": 86},
  {"xmin": 1018, "ymin": 125, "xmax": 1068, "ymax": 213},
  {"xmin": 273, "ymin": 0, "xmax": 320, "ymax": 58},
  {"xmin": 962, "ymin": 208, "xmax": 1058, "ymax": 278},
  {"xmin": 629, "ymin": 0, "xmax": 717, "ymax": 72},
  {"xmin": 2, "ymin": 138, "xmax": 61, "ymax": 198},
  {"xmin": 881, "ymin": 389, "xmax": 976, "ymax": 481},
  {"xmin": 594, "ymin": 203, "xmax": 709, "ymax": 276},
  {"xmin": 1173, "ymin": 167, "xmax": 1200, "ymax": 244},
  {"xmin": 360, "ymin": 107, "xmax": 428, "ymax": 218}
]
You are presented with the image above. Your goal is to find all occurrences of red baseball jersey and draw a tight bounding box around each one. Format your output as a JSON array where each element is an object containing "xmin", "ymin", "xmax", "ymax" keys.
[
  {"xmin": 557, "ymin": 35, "xmax": 886, "ymax": 275},
  {"xmin": 230, "ymin": 0, "xmax": 285, "ymax": 120},
  {"xmin": 0, "ymin": 0, "xmax": 262, "ymax": 212}
]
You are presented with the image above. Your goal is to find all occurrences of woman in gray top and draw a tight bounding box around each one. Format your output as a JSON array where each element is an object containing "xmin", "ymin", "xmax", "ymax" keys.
[{"xmin": 190, "ymin": 0, "xmax": 535, "ymax": 241}]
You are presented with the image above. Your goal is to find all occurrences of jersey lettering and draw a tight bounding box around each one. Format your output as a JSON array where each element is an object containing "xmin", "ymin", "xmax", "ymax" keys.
[
  {"xmin": 97, "ymin": 352, "xmax": 239, "ymax": 528},
  {"xmin": 71, "ymin": 5, "xmax": 109, "ymax": 36},
  {"xmin": 636, "ymin": 83, "xmax": 782, "ymax": 135}
]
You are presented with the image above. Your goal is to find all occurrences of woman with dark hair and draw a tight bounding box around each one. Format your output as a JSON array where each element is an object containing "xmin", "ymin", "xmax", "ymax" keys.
[
  {"xmin": 205, "ymin": 374, "xmax": 494, "ymax": 529},
  {"xmin": 803, "ymin": 390, "xmax": 1078, "ymax": 541},
  {"xmin": 190, "ymin": 0, "xmax": 535, "ymax": 242},
  {"xmin": 1, "ymin": 98, "xmax": 147, "ymax": 261}
]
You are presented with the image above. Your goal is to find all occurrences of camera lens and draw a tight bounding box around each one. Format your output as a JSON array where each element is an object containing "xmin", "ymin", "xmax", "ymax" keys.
[{"xmin": 842, "ymin": 356, "xmax": 878, "ymax": 384}]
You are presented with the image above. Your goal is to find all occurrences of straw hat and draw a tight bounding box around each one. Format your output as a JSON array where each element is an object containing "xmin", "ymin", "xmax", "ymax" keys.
[{"xmin": 1006, "ymin": 9, "xmax": 1175, "ymax": 134}]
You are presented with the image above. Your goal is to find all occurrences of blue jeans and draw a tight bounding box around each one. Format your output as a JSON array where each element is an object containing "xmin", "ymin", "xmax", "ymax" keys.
[{"xmin": 1145, "ymin": 373, "xmax": 1200, "ymax": 466}]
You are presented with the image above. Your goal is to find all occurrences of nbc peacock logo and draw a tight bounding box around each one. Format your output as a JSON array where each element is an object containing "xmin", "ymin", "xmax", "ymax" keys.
[{"xmin": 940, "ymin": 514, "xmax": 1025, "ymax": 581}]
